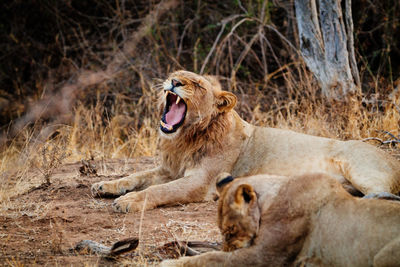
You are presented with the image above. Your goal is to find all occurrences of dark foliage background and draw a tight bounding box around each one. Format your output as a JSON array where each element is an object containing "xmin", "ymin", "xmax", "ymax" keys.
[{"xmin": 0, "ymin": 0, "xmax": 399, "ymax": 141}]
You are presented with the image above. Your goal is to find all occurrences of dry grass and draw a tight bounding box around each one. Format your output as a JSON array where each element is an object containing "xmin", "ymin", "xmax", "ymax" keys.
[
  {"xmin": 0, "ymin": 1, "xmax": 400, "ymax": 265},
  {"xmin": 2, "ymin": 71, "xmax": 399, "ymax": 203}
]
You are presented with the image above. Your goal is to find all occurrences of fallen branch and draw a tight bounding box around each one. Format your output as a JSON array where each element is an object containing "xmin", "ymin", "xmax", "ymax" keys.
[
  {"xmin": 362, "ymin": 130, "xmax": 400, "ymax": 146},
  {"xmin": 74, "ymin": 238, "xmax": 220, "ymax": 260},
  {"xmin": 74, "ymin": 238, "xmax": 139, "ymax": 258},
  {"xmin": 160, "ymin": 240, "xmax": 221, "ymax": 257}
]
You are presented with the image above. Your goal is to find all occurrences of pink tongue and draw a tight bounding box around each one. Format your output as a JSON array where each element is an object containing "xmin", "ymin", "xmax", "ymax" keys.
[{"xmin": 165, "ymin": 102, "xmax": 185, "ymax": 126}]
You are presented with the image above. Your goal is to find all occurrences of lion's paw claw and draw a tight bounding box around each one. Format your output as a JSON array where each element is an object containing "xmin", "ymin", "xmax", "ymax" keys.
[
  {"xmin": 112, "ymin": 198, "xmax": 131, "ymax": 213},
  {"xmin": 91, "ymin": 182, "xmax": 105, "ymax": 197}
]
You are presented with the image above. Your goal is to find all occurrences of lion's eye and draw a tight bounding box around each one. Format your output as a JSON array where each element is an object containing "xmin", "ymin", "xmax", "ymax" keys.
[
  {"xmin": 224, "ymin": 225, "xmax": 237, "ymax": 241},
  {"xmin": 225, "ymin": 233, "xmax": 232, "ymax": 240},
  {"xmin": 171, "ymin": 79, "xmax": 184, "ymax": 87}
]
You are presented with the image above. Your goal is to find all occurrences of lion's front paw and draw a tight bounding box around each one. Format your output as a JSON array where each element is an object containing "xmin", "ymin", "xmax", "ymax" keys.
[
  {"xmin": 91, "ymin": 181, "xmax": 126, "ymax": 197},
  {"xmin": 112, "ymin": 192, "xmax": 154, "ymax": 213}
]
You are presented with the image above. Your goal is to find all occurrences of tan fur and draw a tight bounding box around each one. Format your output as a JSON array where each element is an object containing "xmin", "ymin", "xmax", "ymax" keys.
[
  {"xmin": 91, "ymin": 71, "xmax": 400, "ymax": 212},
  {"xmin": 161, "ymin": 173, "xmax": 400, "ymax": 266}
]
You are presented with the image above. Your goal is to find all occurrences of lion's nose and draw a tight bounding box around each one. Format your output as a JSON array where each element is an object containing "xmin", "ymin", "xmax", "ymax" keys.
[{"xmin": 171, "ymin": 79, "xmax": 183, "ymax": 87}]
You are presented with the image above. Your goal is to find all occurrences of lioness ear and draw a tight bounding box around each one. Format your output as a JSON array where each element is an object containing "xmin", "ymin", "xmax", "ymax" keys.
[
  {"xmin": 234, "ymin": 184, "xmax": 257, "ymax": 206},
  {"xmin": 216, "ymin": 91, "xmax": 237, "ymax": 113},
  {"xmin": 216, "ymin": 172, "xmax": 234, "ymax": 194}
]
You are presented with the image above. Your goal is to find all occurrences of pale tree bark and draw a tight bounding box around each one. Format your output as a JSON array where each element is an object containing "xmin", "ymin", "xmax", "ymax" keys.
[{"xmin": 295, "ymin": 0, "xmax": 361, "ymax": 99}]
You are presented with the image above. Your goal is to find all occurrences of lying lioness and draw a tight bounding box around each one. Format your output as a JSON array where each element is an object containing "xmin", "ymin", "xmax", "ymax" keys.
[
  {"xmin": 161, "ymin": 173, "xmax": 400, "ymax": 266},
  {"xmin": 91, "ymin": 70, "xmax": 400, "ymax": 212}
]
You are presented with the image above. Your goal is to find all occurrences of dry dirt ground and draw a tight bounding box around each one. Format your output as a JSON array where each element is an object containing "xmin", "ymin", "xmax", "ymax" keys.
[{"xmin": 0, "ymin": 157, "xmax": 221, "ymax": 266}]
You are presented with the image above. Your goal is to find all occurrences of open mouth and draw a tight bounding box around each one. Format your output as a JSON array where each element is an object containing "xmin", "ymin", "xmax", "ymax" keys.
[{"xmin": 160, "ymin": 91, "xmax": 187, "ymax": 134}]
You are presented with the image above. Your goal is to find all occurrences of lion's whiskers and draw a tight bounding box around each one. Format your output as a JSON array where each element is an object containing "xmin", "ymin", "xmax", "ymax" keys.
[{"xmin": 152, "ymin": 82, "xmax": 164, "ymax": 90}]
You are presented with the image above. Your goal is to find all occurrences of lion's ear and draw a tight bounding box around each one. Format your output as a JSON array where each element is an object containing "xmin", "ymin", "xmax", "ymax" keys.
[
  {"xmin": 234, "ymin": 184, "xmax": 257, "ymax": 208},
  {"xmin": 216, "ymin": 91, "xmax": 237, "ymax": 113},
  {"xmin": 216, "ymin": 172, "xmax": 234, "ymax": 194}
]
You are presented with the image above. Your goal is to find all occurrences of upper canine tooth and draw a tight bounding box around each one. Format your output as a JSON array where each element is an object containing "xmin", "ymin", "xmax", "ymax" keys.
[{"xmin": 176, "ymin": 96, "xmax": 181, "ymax": 105}]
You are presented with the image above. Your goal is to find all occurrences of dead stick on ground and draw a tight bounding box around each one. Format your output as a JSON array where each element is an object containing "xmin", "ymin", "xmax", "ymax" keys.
[
  {"xmin": 74, "ymin": 238, "xmax": 139, "ymax": 258},
  {"xmin": 362, "ymin": 137, "xmax": 400, "ymax": 146},
  {"xmin": 161, "ymin": 240, "xmax": 222, "ymax": 257}
]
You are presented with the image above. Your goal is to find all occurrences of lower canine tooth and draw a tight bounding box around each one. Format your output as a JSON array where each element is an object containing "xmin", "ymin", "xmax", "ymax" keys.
[{"xmin": 161, "ymin": 121, "xmax": 173, "ymax": 130}]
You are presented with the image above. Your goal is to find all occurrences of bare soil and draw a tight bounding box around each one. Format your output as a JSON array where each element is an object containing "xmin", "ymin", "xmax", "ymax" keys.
[{"xmin": 0, "ymin": 157, "xmax": 220, "ymax": 266}]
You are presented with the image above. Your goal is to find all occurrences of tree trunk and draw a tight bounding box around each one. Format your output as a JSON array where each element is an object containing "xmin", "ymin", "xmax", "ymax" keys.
[{"xmin": 295, "ymin": 0, "xmax": 360, "ymax": 99}]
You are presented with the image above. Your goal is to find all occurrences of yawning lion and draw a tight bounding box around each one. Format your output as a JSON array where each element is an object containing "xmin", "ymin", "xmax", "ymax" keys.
[{"xmin": 91, "ymin": 70, "xmax": 400, "ymax": 212}]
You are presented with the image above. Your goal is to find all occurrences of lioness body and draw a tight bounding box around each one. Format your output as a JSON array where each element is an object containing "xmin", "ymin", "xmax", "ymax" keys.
[
  {"xmin": 91, "ymin": 71, "xmax": 400, "ymax": 212},
  {"xmin": 162, "ymin": 174, "xmax": 400, "ymax": 266}
]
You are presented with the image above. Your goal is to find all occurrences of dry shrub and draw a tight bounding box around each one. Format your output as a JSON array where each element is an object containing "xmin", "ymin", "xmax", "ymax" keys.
[{"xmin": 49, "ymin": 219, "xmax": 65, "ymax": 254}]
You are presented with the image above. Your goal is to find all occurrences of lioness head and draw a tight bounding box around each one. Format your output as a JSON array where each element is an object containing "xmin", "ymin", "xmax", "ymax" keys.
[
  {"xmin": 159, "ymin": 70, "xmax": 237, "ymax": 136},
  {"xmin": 216, "ymin": 174, "xmax": 261, "ymax": 252}
]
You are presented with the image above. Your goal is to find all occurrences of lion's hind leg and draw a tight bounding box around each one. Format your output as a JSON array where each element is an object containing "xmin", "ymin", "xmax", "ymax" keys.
[
  {"xmin": 336, "ymin": 140, "xmax": 400, "ymax": 197},
  {"xmin": 373, "ymin": 235, "xmax": 400, "ymax": 267}
]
